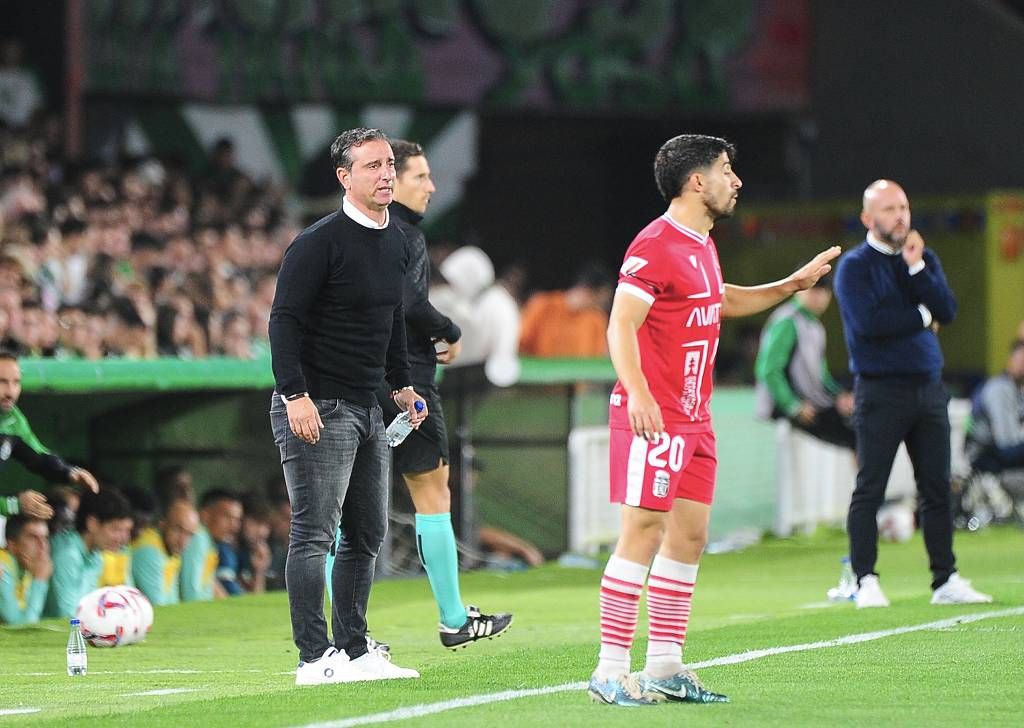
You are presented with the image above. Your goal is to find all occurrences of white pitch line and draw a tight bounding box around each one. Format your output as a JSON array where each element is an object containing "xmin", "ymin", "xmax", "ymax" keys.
[
  {"xmin": 296, "ymin": 606, "xmax": 1024, "ymax": 728},
  {"xmin": 5, "ymin": 669, "xmax": 266, "ymax": 677},
  {"xmin": 124, "ymin": 688, "xmax": 199, "ymax": 697},
  {"xmin": 0, "ymin": 708, "xmax": 41, "ymax": 715}
]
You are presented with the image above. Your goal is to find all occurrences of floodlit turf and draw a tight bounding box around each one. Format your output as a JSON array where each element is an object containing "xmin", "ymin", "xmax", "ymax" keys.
[{"xmin": 2, "ymin": 526, "xmax": 1022, "ymax": 727}]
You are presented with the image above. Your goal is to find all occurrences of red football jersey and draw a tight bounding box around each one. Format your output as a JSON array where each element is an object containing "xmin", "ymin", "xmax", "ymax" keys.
[{"xmin": 609, "ymin": 214, "xmax": 724, "ymax": 433}]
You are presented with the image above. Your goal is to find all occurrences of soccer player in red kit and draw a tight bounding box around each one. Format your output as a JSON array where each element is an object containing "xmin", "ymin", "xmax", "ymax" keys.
[{"xmin": 589, "ymin": 134, "xmax": 840, "ymax": 706}]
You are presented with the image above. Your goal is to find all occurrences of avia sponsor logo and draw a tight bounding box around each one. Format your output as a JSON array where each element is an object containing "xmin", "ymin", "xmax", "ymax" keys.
[{"xmin": 686, "ymin": 302, "xmax": 721, "ymax": 327}]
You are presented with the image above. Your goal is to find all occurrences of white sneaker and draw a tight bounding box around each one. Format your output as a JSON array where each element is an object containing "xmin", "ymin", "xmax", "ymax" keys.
[
  {"xmin": 931, "ymin": 573, "xmax": 993, "ymax": 605},
  {"xmin": 295, "ymin": 647, "xmax": 363, "ymax": 686},
  {"xmin": 348, "ymin": 650, "xmax": 420, "ymax": 680},
  {"xmin": 855, "ymin": 575, "xmax": 890, "ymax": 608}
]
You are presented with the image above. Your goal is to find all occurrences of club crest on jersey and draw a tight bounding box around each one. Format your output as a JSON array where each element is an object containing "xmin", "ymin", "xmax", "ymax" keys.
[
  {"xmin": 652, "ymin": 470, "xmax": 671, "ymax": 498},
  {"xmin": 620, "ymin": 256, "xmax": 648, "ymax": 276}
]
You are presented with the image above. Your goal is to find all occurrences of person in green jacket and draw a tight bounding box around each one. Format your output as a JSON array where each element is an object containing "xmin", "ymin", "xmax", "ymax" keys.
[
  {"xmin": 754, "ymin": 273, "xmax": 856, "ymax": 449},
  {"xmin": 0, "ymin": 515, "xmax": 51, "ymax": 625},
  {"xmin": 132, "ymin": 499, "xmax": 199, "ymax": 606},
  {"xmin": 0, "ymin": 352, "xmax": 100, "ymax": 520},
  {"xmin": 44, "ymin": 487, "xmax": 133, "ymax": 618}
]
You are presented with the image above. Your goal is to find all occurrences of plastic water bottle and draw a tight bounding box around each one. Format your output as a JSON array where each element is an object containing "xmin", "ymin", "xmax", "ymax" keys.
[
  {"xmin": 827, "ymin": 556, "xmax": 857, "ymax": 602},
  {"xmin": 67, "ymin": 618, "xmax": 87, "ymax": 676},
  {"xmin": 385, "ymin": 400, "xmax": 425, "ymax": 447}
]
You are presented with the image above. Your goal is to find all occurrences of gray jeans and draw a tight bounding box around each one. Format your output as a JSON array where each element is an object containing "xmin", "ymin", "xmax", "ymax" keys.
[{"xmin": 270, "ymin": 394, "xmax": 389, "ymax": 662}]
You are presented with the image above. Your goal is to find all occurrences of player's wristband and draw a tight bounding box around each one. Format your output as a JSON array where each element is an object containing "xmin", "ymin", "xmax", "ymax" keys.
[
  {"xmin": 3, "ymin": 495, "xmax": 19, "ymax": 516},
  {"xmin": 281, "ymin": 392, "xmax": 309, "ymax": 404}
]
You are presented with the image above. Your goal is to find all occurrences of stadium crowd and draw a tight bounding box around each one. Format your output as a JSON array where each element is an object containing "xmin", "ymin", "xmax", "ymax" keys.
[{"xmin": 0, "ymin": 113, "xmax": 296, "ymax": 361}]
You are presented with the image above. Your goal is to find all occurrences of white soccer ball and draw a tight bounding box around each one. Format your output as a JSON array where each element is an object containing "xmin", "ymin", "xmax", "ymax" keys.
[
  {"xmin": 75, "ymin": 587, "xmax": 135, "ymax": 647},
  {"xmin": 116, "ymin": 586, "xmax": 154, "ymax": 644},
  {"xmin": 877, "ymin": 503, "xmax": 915, "ymax": 543},
  {"xmin": 75, "ymin": 585, "xmax": 153, "ymax": 647}
]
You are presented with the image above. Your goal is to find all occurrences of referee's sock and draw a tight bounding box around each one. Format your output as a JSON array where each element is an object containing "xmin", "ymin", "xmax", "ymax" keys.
[{"xmin": 415, "ymin": 513, "xmax": 469, "ymax": 629}]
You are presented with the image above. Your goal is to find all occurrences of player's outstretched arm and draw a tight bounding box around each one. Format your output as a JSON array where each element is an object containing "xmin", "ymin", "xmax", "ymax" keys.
[
  {"xmin": 607, "ymin": 290, "xmax": 663, "ymax": 440},
  {"xmin": 722, "ymin": 245, "xmax": 840, "ymax": 318}
]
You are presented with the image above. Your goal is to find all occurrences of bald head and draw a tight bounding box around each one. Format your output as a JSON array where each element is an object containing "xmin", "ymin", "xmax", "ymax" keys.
[
  {"xmin": 162, "ymin": 499, "xmax": 200, "ymax": 556},
  {"xmin": 860, "ymin": 179, "xmax": 911, "ymax": 248}
]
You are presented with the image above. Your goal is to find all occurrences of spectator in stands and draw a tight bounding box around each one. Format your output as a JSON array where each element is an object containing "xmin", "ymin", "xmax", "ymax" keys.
[
  {"xmin": 45, "ymin": 487, "xmax": 133, "ymax": 618},
  {"xmin": 131, "ymin": 499, "xmax": 199, "ymax": 606},
  {"xmin": 519, "ymin": 263, "xmax": 613, "ymax": 357},
  {"xmin": 754, "ymin": 272, "xmax": 856, "ymax": 449},
  {"xmin": 0, "ymin": 352, "xmax": 100, "ymax": 519},
  {"xmin": 0, "ymin": 40, "xmax": 44, "ymax": 129},
  {"xmin": 201, "ymin": 489, "xmax": 244, "ymax": 596},
  {"xmin": 0, "ymin": 515, "xmax": 51, "ymax": 625},
  {"xmin": 432, "ymin": 245, "xmax": 521, "ymax": 387},
  {"xmin": 967, "ymin": 340, "xmax": 1024, "ymax": 474},
  {"xmin": 215, "ymin": 309, "xmax": 255, "ymax": 359},
  {"xmin": 238, "ymin": 494, "xmax": 272, "ymax": 593}
]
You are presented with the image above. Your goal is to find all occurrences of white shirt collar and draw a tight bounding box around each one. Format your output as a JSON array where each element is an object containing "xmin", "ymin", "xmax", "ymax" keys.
[
  {"xmin": 343, "ymin": 196, "xmax": 389, "ymax": 229},
  {"xmin": 866, "ymin": 232, "xmax": 899, "ymax": 255},
  {"xmin": 660, "ymin": 214, "xmax": 709, "ymax": 245}
]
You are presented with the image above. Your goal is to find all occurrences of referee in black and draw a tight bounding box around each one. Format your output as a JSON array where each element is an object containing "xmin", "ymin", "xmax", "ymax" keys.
[
  {"xmin": 377, "ymin": 140, "xmax": 512, "ymax": 649},
  {"xmin": 269, "ymin": 128, "xmax": 426, "ymax": 686},
  {"xmin": 834, "ymin": 179, "xmax": 991, "ymax": 608}
]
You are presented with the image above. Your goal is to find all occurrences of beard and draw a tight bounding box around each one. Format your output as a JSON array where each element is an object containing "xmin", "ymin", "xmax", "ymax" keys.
[
  {"xmin": 704, "ymin": 190, "xmax": 737, "ymax": 221},
  {"xmin": 875, "ymin": 220, "xmax": 909, "ymax": 247}
]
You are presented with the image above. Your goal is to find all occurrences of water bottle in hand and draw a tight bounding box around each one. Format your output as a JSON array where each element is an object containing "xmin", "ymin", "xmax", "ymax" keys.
[
  {"xmin": 67, "ymin": 618, "xmax": 87, "ymax": 676},
  {"xmin": 386, "ymin": 400, "xmax": 425, "ymax": 447}
]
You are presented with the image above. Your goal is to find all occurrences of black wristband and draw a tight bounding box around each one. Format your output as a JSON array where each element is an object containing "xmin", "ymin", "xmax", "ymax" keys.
[{"xmin": 284, "ymin": 392, "xmax": 308, "ymax": 401}]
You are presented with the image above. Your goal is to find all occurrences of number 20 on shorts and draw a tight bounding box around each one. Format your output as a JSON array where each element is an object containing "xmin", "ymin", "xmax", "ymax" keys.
[{"xmin": 647, "ymin": 433, "xmax": 686, "ymax": 471}]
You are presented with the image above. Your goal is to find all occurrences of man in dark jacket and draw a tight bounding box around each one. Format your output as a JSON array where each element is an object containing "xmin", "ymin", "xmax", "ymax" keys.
[
  {"xmin": 375, "ymin": 140, "xmax": 511, "ymax": 649},
  {"xmin": 834, "ymin": 179, "xmax": 990, "ymax": 608}
]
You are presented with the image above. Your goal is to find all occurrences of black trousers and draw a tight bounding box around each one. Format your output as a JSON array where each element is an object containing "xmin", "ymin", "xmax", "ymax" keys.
[{"xmin": 849, "ymin": 377, "xmax": 956, "ymax": 590}]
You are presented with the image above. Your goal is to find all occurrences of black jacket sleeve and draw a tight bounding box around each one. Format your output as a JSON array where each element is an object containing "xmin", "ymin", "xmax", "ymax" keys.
[
  {"xmin": 8, "ymin": 436, "xmax": 74, "ymax": 482},
  {"xmin": 402, "ymin": 227, "xmax": 461, "ymax": 343}
]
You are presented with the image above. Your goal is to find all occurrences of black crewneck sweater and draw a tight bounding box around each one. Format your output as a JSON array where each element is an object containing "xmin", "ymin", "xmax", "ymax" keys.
[{"xmin": 269, "ymin": 205, "xmax": 412, "ymax": 406}]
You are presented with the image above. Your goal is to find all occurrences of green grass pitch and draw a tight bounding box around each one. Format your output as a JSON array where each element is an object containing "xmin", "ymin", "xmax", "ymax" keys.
[{"xmin": 2, "ymin": 526, "xmax": 1022, "ymax": 727}]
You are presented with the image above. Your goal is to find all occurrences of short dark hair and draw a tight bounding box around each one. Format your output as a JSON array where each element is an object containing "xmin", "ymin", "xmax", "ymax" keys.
[
  {"xmin": 654, "ymin": 134, "xmax": 737, "ymax": 203},
  {"xmin": 4, "ymin": 514, "xmax": 46, "ymax": 542},
  {"xmin": 330, "ymin": 128, "xmax": 390, "ymax": 171},
  {"xmin": 390, "ymin": 139, "xmax": 425, "ymax": 176},
  {"xmin": 200, "ymin": 488, "xmax": 241, "ymax": 510},
  {"xmin": 75, "ymin": 487, "xmax": 133, "ymax": 533},
  {"xmin": 0, "ymin": 350, "xmax": 17, "ymax": 364}
]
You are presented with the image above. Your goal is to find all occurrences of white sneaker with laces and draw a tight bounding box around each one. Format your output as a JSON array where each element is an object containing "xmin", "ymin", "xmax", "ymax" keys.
[
  {"xmin": 931, "ymin": 573, "xmax": 993, "ymax": 604},
  {"xmin": 295, "ymin": 647, "xmax": 363, "ymax": 686},
  {"xmin": 855, "ymin": 575, "xmax": 890, "ymax": 608},
  {"xmin": 348, "ymin": 650, "xmax": 420, "ymax": 680}
]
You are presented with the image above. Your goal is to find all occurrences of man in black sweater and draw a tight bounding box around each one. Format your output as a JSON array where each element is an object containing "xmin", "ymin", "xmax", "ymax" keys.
[
  {"xmin": 834, "ymin": 179, "xmax": 991, "ymax": 608},
  {"xmin": 269, "ymin": 128, "xmax": 427, "ymax": 686},
  {"xmin": 376, "ymin": 140, "xmax": 512, "ymax": 649}
]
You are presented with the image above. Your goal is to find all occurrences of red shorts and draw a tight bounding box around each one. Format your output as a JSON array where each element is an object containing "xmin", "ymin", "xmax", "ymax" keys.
[{"xmin": 609, "ymin": 427, "xmax": 717, "ymax": 510}]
